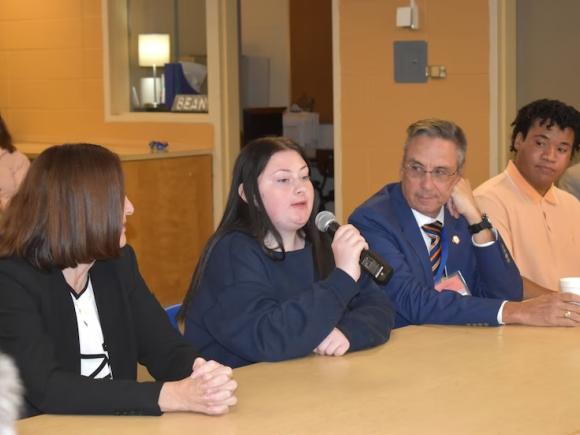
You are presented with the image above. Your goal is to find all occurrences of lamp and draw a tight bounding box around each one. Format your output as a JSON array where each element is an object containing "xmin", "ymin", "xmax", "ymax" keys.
[{"xmin": 138, "ymin": 34, "xmax": 170, "ymax": 107}]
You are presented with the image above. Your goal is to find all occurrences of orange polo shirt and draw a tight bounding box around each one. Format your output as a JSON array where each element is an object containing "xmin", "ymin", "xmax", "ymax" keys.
[{"xmin": 474, "ymin": 161, "xmax": 580, "ymax": 291}]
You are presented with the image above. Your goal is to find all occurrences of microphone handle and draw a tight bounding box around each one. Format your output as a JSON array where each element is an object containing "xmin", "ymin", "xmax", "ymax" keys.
[
  {"xmin": 359, "ymin": 249, "xmax": 393, "ymax": 285},
  {"xmin": 324, "ymin": 220, "xmax": 393, "ymax": 285},
  {"xmin": 325, "ymin": 221, "xmax": 340, "ymax": 238}
]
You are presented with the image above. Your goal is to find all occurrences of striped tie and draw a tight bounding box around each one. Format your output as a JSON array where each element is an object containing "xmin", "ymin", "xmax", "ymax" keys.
[{"xmin": 422, "ymin": 221, "xmax": 443, "ymax": 276}]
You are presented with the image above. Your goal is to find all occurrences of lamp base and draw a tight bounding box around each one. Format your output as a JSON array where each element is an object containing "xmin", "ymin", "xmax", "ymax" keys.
[
  {"xmin": 140, "ymin": 103, "xmax": 166, "ymax": 112},
  {"xmin": 140, "ymin": 77, "xmax": 163, "ymax": 108}
]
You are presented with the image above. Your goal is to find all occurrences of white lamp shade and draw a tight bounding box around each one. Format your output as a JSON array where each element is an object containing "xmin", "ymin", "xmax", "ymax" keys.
[{"xmin": 138, "ymin": 34, "xmax": 170, "ymax": 67}]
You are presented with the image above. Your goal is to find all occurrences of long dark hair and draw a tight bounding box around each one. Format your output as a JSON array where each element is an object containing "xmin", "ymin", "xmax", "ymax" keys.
[
  {"xmin": 180, "ymin": 137, "xmax": 333, "ymax": 318},
  {"xmin": 0, "ymin": 115, "xmax": 16, "ymax": 153}
]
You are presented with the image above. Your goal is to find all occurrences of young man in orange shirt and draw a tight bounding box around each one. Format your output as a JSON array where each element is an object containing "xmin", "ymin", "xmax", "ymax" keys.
[{"xmin": 475, "ymin": 99, "xmax": 580, "ymax": 295}]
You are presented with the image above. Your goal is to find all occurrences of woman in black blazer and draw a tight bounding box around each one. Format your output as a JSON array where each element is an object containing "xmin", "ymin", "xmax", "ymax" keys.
[{"xmin": 0, "ymin": 143, "xmax": 237, "ymax": 417}]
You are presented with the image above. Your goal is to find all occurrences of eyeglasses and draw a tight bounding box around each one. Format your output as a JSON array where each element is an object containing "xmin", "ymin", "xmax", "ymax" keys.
[{"xmin": 403, "ymin": 162, "xmax": 458, "ymax": 182}]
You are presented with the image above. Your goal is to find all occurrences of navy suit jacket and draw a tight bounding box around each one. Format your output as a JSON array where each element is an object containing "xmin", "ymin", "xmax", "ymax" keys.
[{"xmin": 349, "ymin": 183, "xmax": 523, "ymax": 328}]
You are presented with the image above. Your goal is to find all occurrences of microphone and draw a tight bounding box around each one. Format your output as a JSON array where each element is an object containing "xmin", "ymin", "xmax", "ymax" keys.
[{"xmin": 315, "ymin": 211, "xmax": 393, "ymax": 285}]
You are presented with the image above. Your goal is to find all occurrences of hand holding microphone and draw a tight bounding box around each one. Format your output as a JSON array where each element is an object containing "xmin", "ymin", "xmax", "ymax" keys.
[
  {"xmin": 330, "ymin": 224, "xmax": 368, "ymax": 281},
  {"xmin": 315, "ymin": 211, "xmax": 393, "ymax": 285}
]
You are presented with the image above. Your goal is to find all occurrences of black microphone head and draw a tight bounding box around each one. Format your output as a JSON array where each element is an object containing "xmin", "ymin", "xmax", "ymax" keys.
[{"xmin": 315, "ymin": 211, "xmax": 337, "ymax": 233}]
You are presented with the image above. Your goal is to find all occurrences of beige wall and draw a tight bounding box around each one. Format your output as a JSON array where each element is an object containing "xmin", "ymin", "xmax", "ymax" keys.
[
  {"xmin": 516, "ymin": 0, "xmax": 580, "ymax": 109},
  {"xmin": 241, "ymin": 0, "xmax": 291, "ymax": 108},
  {"xmin": 0, "ymin": 0, "xmax": 213, "ymax": 150},
  {"xmin": 339, "ymin": 0, "xmax": 490, "ymax": 218},
  {"xmin": 0, "ymin": 0, "xmax": 495, "ymax": 221}
]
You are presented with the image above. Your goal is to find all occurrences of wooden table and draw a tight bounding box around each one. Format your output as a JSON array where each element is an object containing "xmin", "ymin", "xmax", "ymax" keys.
[{"xmin": 17, "ymin": 325, "xmax": 580, "ymax": 435}]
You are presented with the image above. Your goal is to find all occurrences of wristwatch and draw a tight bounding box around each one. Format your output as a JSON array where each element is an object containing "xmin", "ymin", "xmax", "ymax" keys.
[{"xmin": 468, "ymin": 213, "xmax": 493, "ymax": 235}]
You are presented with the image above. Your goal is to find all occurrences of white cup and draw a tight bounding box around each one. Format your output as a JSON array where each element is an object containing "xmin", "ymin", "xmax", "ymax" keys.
[{"xmin": 560, "ymin": 277, "xmax": 580, "ymax": 296}]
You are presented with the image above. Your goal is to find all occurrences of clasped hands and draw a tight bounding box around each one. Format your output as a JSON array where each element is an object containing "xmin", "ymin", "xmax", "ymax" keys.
[{"xmin": 159, "ymin": 357, "xmax": 238, "ymax": 415}]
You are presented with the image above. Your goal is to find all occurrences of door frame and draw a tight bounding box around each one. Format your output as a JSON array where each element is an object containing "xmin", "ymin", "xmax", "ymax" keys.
[{"xmin": 489, "ymin": 0, "xmax": 517, "ymax": 176}]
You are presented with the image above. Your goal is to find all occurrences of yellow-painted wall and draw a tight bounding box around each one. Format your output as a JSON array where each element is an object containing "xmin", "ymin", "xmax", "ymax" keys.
[
  {"xmin": 0, "ymin": 0, "xmax": 213, "ymax": 150},
  {"xmin": 339, "ymin": 0, "xmax": 490, "ymax": 217},
  {"xmin": 0, "ymin": 0, "xmax": 493, "ymax": 220}
]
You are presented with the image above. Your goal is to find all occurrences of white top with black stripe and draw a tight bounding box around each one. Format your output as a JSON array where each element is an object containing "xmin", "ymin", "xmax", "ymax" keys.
[{"xmin": 70, "ymin": 277, "xmax": 113, "ymax": 379}]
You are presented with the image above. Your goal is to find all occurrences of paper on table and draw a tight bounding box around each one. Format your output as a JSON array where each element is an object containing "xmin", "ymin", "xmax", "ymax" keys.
[{"xmin": 434, "ymin": 270, "xmax": 471, "ymax": 296}]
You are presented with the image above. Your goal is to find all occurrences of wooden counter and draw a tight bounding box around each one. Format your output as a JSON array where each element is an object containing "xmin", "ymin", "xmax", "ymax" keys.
[
  {"xmin": 16, "ymin": 325, "xmax": 580, "ymax": 434},
  {"xmin": 19, "ymin": 142, "xmax": 214, "ymax": 306},
  {"xmin": 17, "ymin": 142, "xmax": 212, "ymax": 161}
]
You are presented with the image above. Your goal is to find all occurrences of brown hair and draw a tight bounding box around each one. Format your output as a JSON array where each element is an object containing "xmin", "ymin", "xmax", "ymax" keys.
[
  {"xmin": 0, "ymin": 115, "xmax": 16, "ymax": 153},
  {"xmin": 0, "ymin": 143, "xmax": 125, "ymax": 269}
]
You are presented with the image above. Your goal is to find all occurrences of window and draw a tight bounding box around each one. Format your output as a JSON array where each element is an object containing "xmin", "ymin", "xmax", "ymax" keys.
[{"xmin": 104, "ymin": 0, "xmax": 212, "ymax": 119}]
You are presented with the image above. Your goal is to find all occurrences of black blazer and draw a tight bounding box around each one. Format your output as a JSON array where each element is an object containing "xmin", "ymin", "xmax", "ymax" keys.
[{"xmin": 0, "ymin": 246, "xmax": 197, "ymax": 417}]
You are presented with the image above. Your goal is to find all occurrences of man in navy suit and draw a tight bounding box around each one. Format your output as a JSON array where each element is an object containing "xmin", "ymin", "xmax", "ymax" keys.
[{"xmin": 349, "ymin": 119, "xmax": 580, "ymax": 328}]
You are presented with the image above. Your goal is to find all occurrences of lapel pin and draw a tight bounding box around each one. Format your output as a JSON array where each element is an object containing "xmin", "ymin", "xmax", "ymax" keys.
[{"xmin": 452, "ymin": 235, "xmax": 460, "ymax": 245}]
